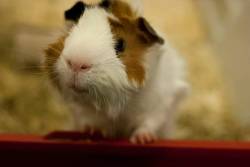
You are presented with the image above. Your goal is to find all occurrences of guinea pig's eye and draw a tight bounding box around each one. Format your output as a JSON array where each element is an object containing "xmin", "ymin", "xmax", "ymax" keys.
[{"xmin": 115, "ymin": 38, "xmax": 126, "ymax": 56}]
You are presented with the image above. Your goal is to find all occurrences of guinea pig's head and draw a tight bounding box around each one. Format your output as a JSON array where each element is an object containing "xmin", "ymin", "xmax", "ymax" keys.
[{"xmin": 45, "ymin": 0, "xmax": 164, "ymax": 105}]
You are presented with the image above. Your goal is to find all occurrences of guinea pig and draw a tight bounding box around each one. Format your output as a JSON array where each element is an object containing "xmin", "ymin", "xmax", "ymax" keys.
[{"xmin": 44, "ymin": 0, "xmax": 189, "ymax": 144}]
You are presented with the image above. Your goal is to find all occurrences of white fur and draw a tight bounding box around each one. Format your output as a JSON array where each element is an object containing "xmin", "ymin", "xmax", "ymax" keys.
[
  {"xmin": 55, "ymin": 6, "xmax": 189, "ymax": 138},
  {"xmin": 56, "ymin": 7, "xmax": 132, "ymax": 119},
  {"xmin": 131, "ymin": 42, "xmax": 189, "ymax": 138}
]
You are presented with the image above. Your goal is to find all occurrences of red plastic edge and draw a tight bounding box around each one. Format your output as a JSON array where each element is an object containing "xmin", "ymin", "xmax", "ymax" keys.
[{"xmin": 0, "ymin": 131, "xmax": 249, "ymax": 167}]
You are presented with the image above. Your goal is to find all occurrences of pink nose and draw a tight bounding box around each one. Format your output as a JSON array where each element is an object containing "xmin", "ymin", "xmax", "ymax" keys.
[{"xmin": 66, "ymin": 59, "xmax": 91, "ymax": 72}]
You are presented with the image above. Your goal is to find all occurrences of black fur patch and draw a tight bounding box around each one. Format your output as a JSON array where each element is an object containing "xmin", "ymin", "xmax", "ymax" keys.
[
  {"xmin": 137, "ymin": 17, "xmax": 164, "ymax": 44},
  {"xmin": 99, "ymin": 0, "xmax": 111, "ymax": 9},
  {"xmin": 65, "ymin": 1, "xmax": 85, "ymax": 22}
]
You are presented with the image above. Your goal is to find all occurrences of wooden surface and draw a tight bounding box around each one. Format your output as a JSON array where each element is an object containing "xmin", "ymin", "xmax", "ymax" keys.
[{"xmin": 0, "ymin": 131, "xmax": 249, "ymax": 167}]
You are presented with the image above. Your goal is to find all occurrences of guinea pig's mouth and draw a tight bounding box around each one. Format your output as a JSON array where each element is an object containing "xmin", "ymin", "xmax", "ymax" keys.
[{"xmin": 69, "ymin": 84, "xmax": 89, "ymax": 94}]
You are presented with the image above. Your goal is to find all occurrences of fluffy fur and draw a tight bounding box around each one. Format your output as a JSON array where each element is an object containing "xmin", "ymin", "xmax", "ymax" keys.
[{"xmin": 45, "ymin": 0, "xmax": 189, "ymax": 143}]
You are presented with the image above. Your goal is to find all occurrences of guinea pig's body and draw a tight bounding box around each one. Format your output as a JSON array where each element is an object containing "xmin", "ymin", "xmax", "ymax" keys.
[{"xmin": 44, "ymin": 0, "xmax": 189, "ymax": 143}]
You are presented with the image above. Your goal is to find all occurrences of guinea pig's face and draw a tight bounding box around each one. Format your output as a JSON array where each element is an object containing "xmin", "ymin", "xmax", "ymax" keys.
[{"xmin": 45, "ymin": 0, "xmax": 164, "ymax": 97}]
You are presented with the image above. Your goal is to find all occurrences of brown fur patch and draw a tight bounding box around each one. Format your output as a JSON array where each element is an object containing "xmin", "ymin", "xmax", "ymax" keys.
[
  {"xmin": 109, "ymin": 17, "xmax": 155, "ymax": 86},
  {"xmin": 44, "ymin": 36, "xmax": 66, "ymax": 89},
  {"xmin": 108, "ymin": 0, "xmax": 136, "ymax": 19},
  {"xmin": 105, "ymin": 1, "xmax": 163, "ymax": 86}
]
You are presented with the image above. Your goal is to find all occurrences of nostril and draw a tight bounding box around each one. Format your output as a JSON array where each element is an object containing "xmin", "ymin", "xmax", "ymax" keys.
[
  {"xmin": 80, "ymin": 64, "xmax": 91, "ymax": 70},
  {"xmin": 66, "ymin": 59, "xmax": 72, "ymax": 68}
]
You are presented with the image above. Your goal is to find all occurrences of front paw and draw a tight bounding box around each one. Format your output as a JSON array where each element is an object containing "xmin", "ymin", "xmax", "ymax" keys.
[
  {"xmin": 130, "ymin": 129, "xmax": 157, "ymax": 144},
  {"xmin": 81, "ymin": 125, "xmax": 106, "ymax": 140}
]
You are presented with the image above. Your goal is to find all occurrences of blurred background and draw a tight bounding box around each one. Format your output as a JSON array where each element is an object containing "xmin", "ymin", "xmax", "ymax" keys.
[{"xmin": 0, "ymin": 0, "xmax": 249, "ymax": 140}]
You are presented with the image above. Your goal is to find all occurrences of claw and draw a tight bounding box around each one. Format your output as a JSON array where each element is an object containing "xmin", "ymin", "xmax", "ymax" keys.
[{"xmin": 130, "ymin": 131, "xmax": 157, "ymax": 144}]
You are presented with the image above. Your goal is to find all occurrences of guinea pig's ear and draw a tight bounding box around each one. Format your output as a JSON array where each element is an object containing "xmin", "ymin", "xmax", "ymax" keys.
[
  {"xmin": 64, "ymin": 1, "xmax": 85, "ymax": 22},
  {"xmin": 137, "ymin": 17, "xmax": 164, "ymax": 45}
]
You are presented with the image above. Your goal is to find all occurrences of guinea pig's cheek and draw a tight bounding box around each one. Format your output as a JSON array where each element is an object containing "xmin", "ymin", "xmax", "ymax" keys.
[
  {"xmin": 128, "ymin": 77, "xmax": 145, "ymax": 89},
  {"xmin": 123, "ymin": 62, "xmax": 146, "ymax": 88},
  {"xmin": 55, "ymin": 58, "xmax": 72, "ymax": 86}
]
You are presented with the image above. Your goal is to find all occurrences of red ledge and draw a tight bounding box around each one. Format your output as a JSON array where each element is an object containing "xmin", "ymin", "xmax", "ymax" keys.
[{"xmin": 0, "ymin": 131, "xmax": 249, "ymax": 167}]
